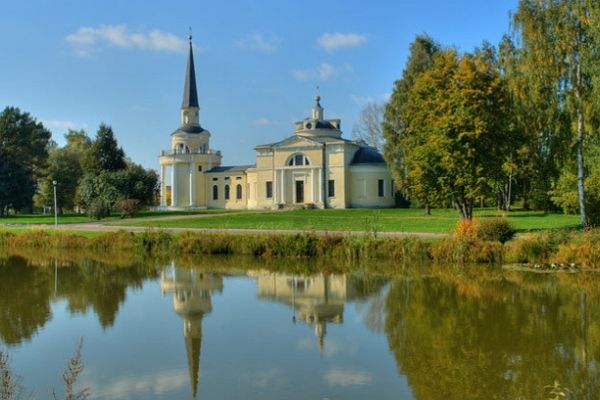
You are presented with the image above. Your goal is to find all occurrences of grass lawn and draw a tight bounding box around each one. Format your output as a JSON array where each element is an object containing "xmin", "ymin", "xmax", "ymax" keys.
[
  {"xmin": 0, "ymin": 209, "xmax": 232, "ymax": 225},
  {"xmin": 125, "ymin": 208, "xmax": 582, "ymax": 233}
]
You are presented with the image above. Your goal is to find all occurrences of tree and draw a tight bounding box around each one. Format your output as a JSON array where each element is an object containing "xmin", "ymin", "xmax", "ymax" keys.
[
  {"xmin": 112, "ymin": 162, "xmax": 159, "ymax": 206},
  {"xmin": 78, "ymin": 172, "xmax": 121, "ymax": 219},
  {"xmin": 513, "ymin": 0, "xmax": 600, "ymax": 227},
  {"xmin": 383, "ymin": 35, "xmax": 440, "ymax": 212},
  {"xmin": 0, "ymin": 107, "xmax": 51, "ymax": 216},
  {"xmin": 35, "ymin": 147, "xmax": 83, "ymax": 213},
  {"xmin": 84, "ymin": 124, "xmax": 126, "ymax": 173},
  {"xmin": 401, "ymin": 49, "xmax": 514, "ymax": 219},
  {"xmin": 352, "ymin": 102, "xmax": 385, "ymax": 151}
]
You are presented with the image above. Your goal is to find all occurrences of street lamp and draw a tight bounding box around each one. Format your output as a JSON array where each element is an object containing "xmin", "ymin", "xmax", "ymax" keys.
[{"xmin": 52, "ymin": 180, "xmax": 58, "ymax": 228}]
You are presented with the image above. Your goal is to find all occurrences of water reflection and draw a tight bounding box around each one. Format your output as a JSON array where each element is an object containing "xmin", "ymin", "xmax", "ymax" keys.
[
  {"xmin": 384, "ymin": 272, "xmax": 600, "ymax": 399},
  {"xmin": 160, "ymin": 264, "xmax": 223, "ymax": 398},
  {"xmin": 2, "ymin": 253, "xmax": 600, "ymax": 399},
  {"xmin": 251, "ymin": 272, "xmax": 345, "ymax": 351}
]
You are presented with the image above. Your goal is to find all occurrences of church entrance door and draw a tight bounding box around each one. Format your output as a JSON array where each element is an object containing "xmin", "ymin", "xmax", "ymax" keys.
[{"xmin": 295, "ymin": 180, "xmax": 304, "ymax": 203}]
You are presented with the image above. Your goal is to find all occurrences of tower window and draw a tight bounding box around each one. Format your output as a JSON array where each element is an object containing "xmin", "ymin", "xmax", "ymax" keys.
[
  {"xmin": 224, "ymin": 184, "xmax": 230, "ymax": 200},
  {"xmin": 212, "ymin": 185, "xmax": 218, "ymax": 200},
  {"xmin": 198, "ymin": 165, "xmax": 202, "ymax": 172},
  {"xmin": 236, "ymin": 184, "xmax": 242, "ymax": 199}
]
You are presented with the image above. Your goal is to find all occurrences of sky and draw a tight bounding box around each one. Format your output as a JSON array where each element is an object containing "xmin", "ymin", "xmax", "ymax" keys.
[{"xmin": 0, "ymin": 0, "xmax": 519, "ymax": 170}]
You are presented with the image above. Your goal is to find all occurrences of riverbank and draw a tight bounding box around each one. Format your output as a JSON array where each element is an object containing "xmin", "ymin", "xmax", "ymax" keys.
[{"xmin": 1, "ymin": 227, "xmax": 598, "ymax": 269}]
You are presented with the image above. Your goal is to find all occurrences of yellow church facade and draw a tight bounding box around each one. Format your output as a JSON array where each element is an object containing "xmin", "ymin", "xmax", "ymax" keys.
[{"xmin": 159, "ymin": 37, "xmax": 395, "ymax": 210}]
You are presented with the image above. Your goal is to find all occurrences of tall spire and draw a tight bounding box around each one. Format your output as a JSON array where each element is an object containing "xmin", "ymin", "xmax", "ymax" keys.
[{"xmin": 182, "ymin": 32, "xmax": 199, "ymax": 109}]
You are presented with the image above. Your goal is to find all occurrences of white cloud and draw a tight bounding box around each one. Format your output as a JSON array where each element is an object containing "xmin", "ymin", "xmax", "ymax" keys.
[
  {"xmin": 292, "ymin": 63, "xmax": 353, "ymax": 81},
  {"xmin": 323, "ymin": 368, "xmax": 373, "ymax": 387},
  {"xmin": 237, "ymin": 33, "xmax": 282, "ymax": 53},
  {"xmin": 254, "ymin": 117, "xmax": 272, "ymax": 126},
  {"xmin": 82, "ymin": 369, "xmax": 188, "ymax": 399},
  {"xmin": 317, "ymin": 33, "xmax": 367, "ymax": 52},
  {"xmin": 351, "ymin": 95, "xmax": 375, "ymax": 106},
  {"xmin": 240, "ymin": 368, "xmax": 286, "ymax": 389},
  {"xmin": 351, "ymin": 93, "xmax": 390, "ymax": 106},
  {"xmin": 41, "ymin": 119, "xmax": 88, "ymax": 133},
  {"xmin": 66, "ymin": 25, "xmax": 188, "ymax": 56}
]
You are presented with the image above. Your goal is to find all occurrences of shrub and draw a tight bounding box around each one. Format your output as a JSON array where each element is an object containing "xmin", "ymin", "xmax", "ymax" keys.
[
  {"xmin": 552, "ymin": 229, "xmax": 600, "ymax": 268},
  {"xmin": 477, "ymin": 218, "xmax": 515, "ymax": 243},
  {"xmin": 454, "ymin": 219, "xmax": 478, "ymax": 241},
  {"xmin": 117, "ymin": 198, "xmax": 141, "ymax": 218}
]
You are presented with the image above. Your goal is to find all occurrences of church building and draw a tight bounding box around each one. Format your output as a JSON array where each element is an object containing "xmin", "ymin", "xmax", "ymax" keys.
[{"xmin": 159, "ymin": 36, "xmax": 394, "ymax": 209}]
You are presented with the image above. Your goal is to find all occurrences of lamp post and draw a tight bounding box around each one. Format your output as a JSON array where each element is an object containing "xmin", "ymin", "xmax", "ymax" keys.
[{"xmin": 52, "ymin": 180, "xmax": 58, "ymax": 228}]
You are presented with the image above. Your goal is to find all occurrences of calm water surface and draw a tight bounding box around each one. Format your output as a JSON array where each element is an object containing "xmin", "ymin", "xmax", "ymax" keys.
[{"xmin": 1, "ymin": 253, "xmax": 599, "ymax": 399}]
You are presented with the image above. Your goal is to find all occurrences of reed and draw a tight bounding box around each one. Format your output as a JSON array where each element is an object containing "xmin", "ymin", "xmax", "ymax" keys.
[{"xmin": 1, "ymin": 228, "xmax": 599, "ymax": 268}]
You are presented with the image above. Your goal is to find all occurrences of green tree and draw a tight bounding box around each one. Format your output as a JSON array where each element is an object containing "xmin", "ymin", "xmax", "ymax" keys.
[
  {"xmin": 78, "ymin": 172, "xmax": 121, "ymax": 219},
  {"xmin": 402, "ymin": 49, "xmax": 514, "ymax": 219},
  {"xmin": 84, "ymin": 124, "xmax": 126, "ymax": 173},
  {"xmin": 112, "ymin": 162, "xmax": 159, "ymax": 206},
  {"xmin": 0, "ymin": 107, "xmax": 51, "ymax": 216},
  {"xmin": 383, "ymin": 35, "xmax": 440, "ymax": 212},
  {"xmin": 513, "ymin": 0, "xmax": 600, "ymax": 226},
  {"xmin": 498, "ymin": 35, "xmax": 570, "ymax": 211},
  {"xmin": 35, "ymin": 147, "xmax": 83, "ymax": 213}
]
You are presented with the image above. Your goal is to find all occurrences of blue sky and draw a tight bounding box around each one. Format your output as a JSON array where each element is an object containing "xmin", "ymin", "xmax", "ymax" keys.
[{"xmin": 0, "ymin": 0, "xmax": 518, "ymax": 169}]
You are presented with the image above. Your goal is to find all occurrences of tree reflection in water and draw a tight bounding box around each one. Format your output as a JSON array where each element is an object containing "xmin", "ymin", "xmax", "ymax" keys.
[
  {"xmin": 384, "ymin": 269, "xmax": 600, "ymax": 399},
  {"xmin": 0, "ymin": 254, "xmax": 159, "ymax": 345}
]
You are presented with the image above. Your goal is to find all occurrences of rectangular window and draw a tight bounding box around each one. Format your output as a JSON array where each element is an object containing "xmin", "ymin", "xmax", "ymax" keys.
[
  {"xmin": 198, "ymin": 165, "xmax": 203, "ymax": 172},
  {"xmin": 266, "ymin": 181, "xmax": 273, "ymax": 198},
  {"xmin": 328, "ymin": 180, "xmax": 335, "ymax": 197},
  {"xmin": 378, "ymin": 179, "xmax": 384, "ymax": 197},
  {"xmin": 212, "ymin": 177, "xmax": 218, "ymax": 181}
]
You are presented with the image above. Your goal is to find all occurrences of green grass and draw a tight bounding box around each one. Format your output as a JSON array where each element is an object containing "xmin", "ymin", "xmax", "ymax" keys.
[
  {"xmin": 124, "ymin": 208, "xmax": 581, "ymax": 233},
  {"xmin": 0, "ymin": 209, "xmax": 232, "ymax": 225}
]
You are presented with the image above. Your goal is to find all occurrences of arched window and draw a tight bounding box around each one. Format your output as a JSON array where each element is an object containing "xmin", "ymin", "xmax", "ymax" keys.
[
  {"xmin": 287, "ymin": 153, "xmax": 311, "ymax": 166},
  {"xmin": 224, "ymin": 184, "xmax": 230, "ymax": 200},
  {"xmin": 212, "ymin": 185, "xmax": 218, "ymax": 200},
  {"xmin": 236, "ymin": 184, "xmax": 242, "ymax": 199}
]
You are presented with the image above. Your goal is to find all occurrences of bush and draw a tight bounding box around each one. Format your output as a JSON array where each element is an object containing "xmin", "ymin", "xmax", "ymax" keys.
[
  {"xmin": 117, "ymin": 198, "xmax": 141, "ymax": 218},
  {"xmin": 477, "ymin": 218, "xmax": 515, "ymax": 243},
  {"xmin": 454, "ymin": 219, "xmax": 478, "ymax": 241}
]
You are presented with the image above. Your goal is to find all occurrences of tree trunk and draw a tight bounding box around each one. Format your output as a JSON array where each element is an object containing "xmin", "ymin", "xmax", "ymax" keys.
[
  {"xmin": 424, "ymin": 204, "xmax": 430, "ymax": 216},
  {"xmin": 576, "ymin": 61, "xmax": 587, "ymax": 228},
  {"xmin": 507, "ymin": 169, "xmax": 512, "ymax": 211}
]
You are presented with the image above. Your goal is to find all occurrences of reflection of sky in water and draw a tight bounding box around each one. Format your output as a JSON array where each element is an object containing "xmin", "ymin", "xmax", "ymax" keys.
[{"xmin": 3, "ymin": 265, "xmax": 409, "ymax": 399}]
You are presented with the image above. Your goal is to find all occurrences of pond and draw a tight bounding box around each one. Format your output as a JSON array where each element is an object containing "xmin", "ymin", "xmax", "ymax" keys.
[{"xmin": 1, "ymin": 253, "xmax": 599, "ymax": 399}]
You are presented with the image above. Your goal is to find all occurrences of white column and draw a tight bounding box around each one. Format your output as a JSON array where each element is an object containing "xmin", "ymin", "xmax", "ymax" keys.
[
  {"xmin": 273, "ymin": 169, "xmax": 278, "ymax": 204},
  {"xmin": 171, "ymin": 163, "xmax": 178, "ymax": 207},
  {"xmin": 160, "ymin": 164, "xmax": 167, "ymax": 207},
  {"xmin": 318, "ymin": 168, "xmax": 322, "ymax": 204},
  {"xmin": 311, "ymin": 168, "xmax": 316, "ymax": 203},
  {"xmin": 189, "ymin": 162, "xmax": 196, "ymax": 207},
  {"xmin": 281, "ymin": 169, "xmax": 286, "ymax": 204}
]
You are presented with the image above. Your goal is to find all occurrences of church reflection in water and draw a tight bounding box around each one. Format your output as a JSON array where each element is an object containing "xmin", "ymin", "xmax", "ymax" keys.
[
  {"xmin": 160, "ymin": 265, "xmax": 357, "ymax": 398},
  {"xmin": 160, "ymin": 264, "xmax": 223, "ymax": 399},
  {"xmin": 248, "ymin": 271, "xmax": 354, "ymax": 352}
]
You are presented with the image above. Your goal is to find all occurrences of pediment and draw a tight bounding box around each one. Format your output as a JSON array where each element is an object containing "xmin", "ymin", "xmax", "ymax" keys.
[{"xmin": 272, "ymin": 135, "xmax": 323, "ymax": 149}]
